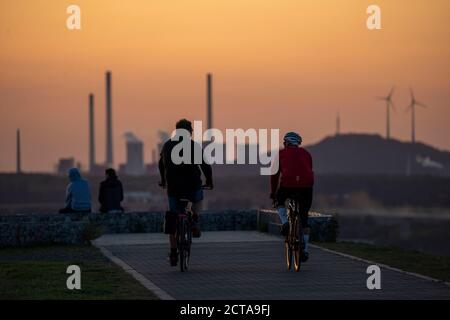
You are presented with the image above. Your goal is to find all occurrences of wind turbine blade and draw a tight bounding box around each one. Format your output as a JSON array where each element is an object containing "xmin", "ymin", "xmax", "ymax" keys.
[
  {"xmin": 416, "ymin": 101, "xmax": 427, "ymax": 108},
  {"xmin": 410, "ymin": 87, "xmax": 415, "ymax": 101},
  {"xmin": 390, "ymin": 101, "xmax": 397, "ymax": 113},
  {"xmin": 404, "ymin": 104, "xmax": 412, "ymax": 113},
  {"xmin": 388, "ymin": 86, "xmax": 395, "ymax": 98}
]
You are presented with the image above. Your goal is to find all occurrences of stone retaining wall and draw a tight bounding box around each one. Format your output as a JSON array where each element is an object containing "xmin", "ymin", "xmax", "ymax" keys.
[
  {"xmin": 257, "ymin": 210, "xmax": 339, "ymax": 242},
  {"xmin": 0, "ymin": 211, "xmax": 257, "ymax": 247},
  {"xmin": 0, "ymin": 209, "xmax": 338, "ymax": 246}
]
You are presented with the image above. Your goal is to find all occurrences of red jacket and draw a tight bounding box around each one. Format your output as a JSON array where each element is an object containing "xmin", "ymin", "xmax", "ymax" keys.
[{"xmin": 271, "ymin": 146, "xmax": 314, "ymax": 194}]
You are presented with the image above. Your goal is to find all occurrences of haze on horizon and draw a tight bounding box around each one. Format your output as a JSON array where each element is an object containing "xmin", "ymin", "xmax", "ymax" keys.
[{"xmin": 0, "ymin": 0, "xmax": 449, "ymax": 172}]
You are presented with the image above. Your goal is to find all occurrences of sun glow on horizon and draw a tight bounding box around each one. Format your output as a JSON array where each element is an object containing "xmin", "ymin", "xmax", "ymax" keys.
[{"xmin": 0, "ymin": 0, "xmax": 449, "ymax": 171}]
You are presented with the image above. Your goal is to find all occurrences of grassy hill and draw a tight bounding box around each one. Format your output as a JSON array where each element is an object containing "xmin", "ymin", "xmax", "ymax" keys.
[{"xmin": 307, "ymin": 134, "xmax": 450, "ymax": 176}]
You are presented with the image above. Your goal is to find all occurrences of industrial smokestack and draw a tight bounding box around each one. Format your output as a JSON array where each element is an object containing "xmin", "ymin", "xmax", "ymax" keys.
[
  {"xmin": 89, "ymin": 94, "xmax": 95, "ymax": 173},
  {"xmin": 16, "ymin": 129, "xmax": 21, "ymax": 174},
  {"xmin": 152, "ymin": 149, "xmax": 157, "ymax": 164},
  {"xmin": 207, "ymin": 73, "xmax": 213, "ymax": 130},
  {"xmin": 105, "ymin": 71, "xmax": 113, "ymax": 167},
  {"xmin": 336, "ymin": 111, "xmax": 341, "ymax": 135}
]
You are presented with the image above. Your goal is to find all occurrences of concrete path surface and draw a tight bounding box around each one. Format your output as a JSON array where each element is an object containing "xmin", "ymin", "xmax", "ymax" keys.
[{"xmin": 93, "ymin": 231, "xmax": 450, "ymax": 300}]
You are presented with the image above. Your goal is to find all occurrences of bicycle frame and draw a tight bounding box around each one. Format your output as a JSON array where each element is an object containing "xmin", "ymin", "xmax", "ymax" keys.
[
  {"xmin": 169, "ymin": 186, "xmax": 210, "ymax": 272},
  {"xmin": 176, "ymin": 199, "xmax": 193, "ymax": 272},
  {"xmin": 285, "ymin": 198, "xmax": 305, "ymax": 272}
]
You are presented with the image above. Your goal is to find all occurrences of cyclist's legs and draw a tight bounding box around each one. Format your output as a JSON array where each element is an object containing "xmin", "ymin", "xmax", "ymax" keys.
[
  {"xmin": 275, "ymin": 188, "xmax": 289, "ymax": 225},
  {"xmin": 297, "ymin": 187, "xmax": 313, "ymax": 252},
  {"xmin": 167, "ymin": 189, "xmax": 203, "ymax": 248},
  {"xmin": 168, "ymin": 196, "xmax": 183, "ymax": 250},
  {"xmin": 189, "ymin": 190, "xmax": 203, "ymax": 238},
  {"xmin": 191, "ymin": 200, "xmax": 203, "ymax": 216},
  {"xmin": 188, "ymin": 188, "xmax": 204, "ymax": 221}
]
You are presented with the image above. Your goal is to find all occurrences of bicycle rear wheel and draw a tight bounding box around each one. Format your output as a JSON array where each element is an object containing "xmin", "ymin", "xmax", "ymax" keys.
[
  {"xmin": 293, "ymin": 217, "xmax": 303, "ymax": 272},
  {"xmin": 285, "ymin": 204, "xmax": 295, "ymax": 271},
  {"xmin": 184, "ymin": 222, "xmax": 192, "ymax": 270},
  {"xmin": 178, "ymin": 219, "xmax": 186, "ymax": 272},
  {"xmin": 285, "ymin": 240, "xmax": 292, "ymax": 270},
  {"xmin": 179, "ymin": 219, "xmax": 191, "ymax": 272}
]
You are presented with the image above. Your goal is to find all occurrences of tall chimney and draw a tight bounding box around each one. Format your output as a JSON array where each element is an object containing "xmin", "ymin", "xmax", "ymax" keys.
[
  {"xmin": 207, "ymin": 73, "xmax": 213, "ymax": 130},
  {"xmin": 89, "ymin": 94, "xmax": 95, "ymax": 173},
  {"xmin": 16, "ymin": 129, "xmax": 21, "ymax": 174},
  {"xmin": 152, "ymin": 149, "xmax": 157, "ymax": 164},
  {"xmin": 336, "ymin": 111, "xmax": 341, "ymax": 135},
  {"xmin": 105, "ymin": 71, "xmax": 113, "ymax": 167}
]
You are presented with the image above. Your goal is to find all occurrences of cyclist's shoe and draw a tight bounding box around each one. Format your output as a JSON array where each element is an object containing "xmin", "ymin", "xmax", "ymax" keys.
[
  {"xmin": 280, "ymin": 222, "xmax": 289, "ymax": 237},
  {"xmin": 169, "ymin": 251, "xmax": 178, "ymax": 266},
  {"xmin": 191, "ymin": 213, "xmax": 201, "ymax": 238},
  {"xmin": 301, "ymin": 251, "xmax": 309, "ymax": 263}
]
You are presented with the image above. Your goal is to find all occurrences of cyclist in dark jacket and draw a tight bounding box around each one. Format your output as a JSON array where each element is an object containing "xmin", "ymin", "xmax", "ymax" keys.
[
  {"xmin": 159, "ymin": 119, "xmax": 213, "ymax": 266},
  {"xmin": 98, "ymin": 168, "xmax": 124, "ymax": 213}
]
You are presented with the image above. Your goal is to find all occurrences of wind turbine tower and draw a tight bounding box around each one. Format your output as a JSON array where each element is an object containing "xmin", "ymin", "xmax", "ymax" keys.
[
  {"xmin": 377, "ymin": 86, "xmax": 396, "ymax": 139},
  {"xmin": 406, "ymin": 88, "xmax": 427, "ymax": 144},
  {"xmin": 336, "ymin": 110, "xmax": 341, "ymax": 135}
]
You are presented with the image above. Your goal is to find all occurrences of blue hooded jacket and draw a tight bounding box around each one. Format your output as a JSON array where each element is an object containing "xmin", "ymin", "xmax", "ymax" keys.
[{"xmin": 65, "ymin": 168, "xmax": 92, "ymax": 211}]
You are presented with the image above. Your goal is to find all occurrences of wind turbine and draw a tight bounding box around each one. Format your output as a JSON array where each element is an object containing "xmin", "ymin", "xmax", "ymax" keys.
[
  {"xmin": 336, "ymin": 109, "xmax": 341, "ymax": 135},
  {"xmin": 406, "ymin": 88, "xmax": 427, "ymax": 143},
  {"xmin": 377, "ymin": 86, "xmax": 396, "ymax": 140}
]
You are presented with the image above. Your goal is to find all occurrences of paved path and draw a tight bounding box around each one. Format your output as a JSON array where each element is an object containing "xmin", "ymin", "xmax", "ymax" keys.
[{"xmin": 93, "ymin": 231, "xmax": 450, "ymax": 300}]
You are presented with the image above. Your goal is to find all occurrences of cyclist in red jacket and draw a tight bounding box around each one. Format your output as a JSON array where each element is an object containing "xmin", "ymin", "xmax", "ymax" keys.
[{"xmin": 270, "ymin": 132, "xmax": 314, "ymax": 262}]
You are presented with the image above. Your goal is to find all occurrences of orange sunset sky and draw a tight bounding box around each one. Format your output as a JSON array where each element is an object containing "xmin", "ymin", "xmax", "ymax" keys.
[{"xmin": 0, "ymin": 0, "xmax": 449, "ymax": 172}]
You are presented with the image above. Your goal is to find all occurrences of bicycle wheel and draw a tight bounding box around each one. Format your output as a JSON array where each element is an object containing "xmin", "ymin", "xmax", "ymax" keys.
[
  {"xmin": 285, "ymin": 239, "xmax": 292, "ymax": 270},
  {"xmin": 184, "ymin": 219, "xmax": 192, "ymax": 270},
  {"xmin": 178, "ymin": 219, "xmax": 186, "ymax": 272},
  {"xmin": 179, "ymin": 219, "xmax": 192, "ymax": 272},
  {"xmin": 293, "ymin": 216, "xmax": 303, "ymax": 272}
]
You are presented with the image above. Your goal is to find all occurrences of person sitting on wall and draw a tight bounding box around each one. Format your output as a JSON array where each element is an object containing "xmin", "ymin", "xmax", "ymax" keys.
[
  {"xmin": 98, "ymin": 168, "xmax": 124, "ymax": 213},
  {"xmin": 59, "ymin": 167, "xmax": 92, "ymax": 213}
]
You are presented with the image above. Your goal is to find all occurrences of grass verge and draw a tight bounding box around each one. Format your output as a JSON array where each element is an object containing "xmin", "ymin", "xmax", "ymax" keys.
[
  {"xmin": 316, "ymin": 241, "xmax": 450, "ymax": 283},
  {"xmin": 0, "ymin": 245, "xmax": 158, "ymax": 300}
]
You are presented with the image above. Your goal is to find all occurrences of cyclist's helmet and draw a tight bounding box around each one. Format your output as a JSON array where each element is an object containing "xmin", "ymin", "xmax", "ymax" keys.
[{"xmin": 283, "ymin": 132, "xmax": 302, "ymax": 146}]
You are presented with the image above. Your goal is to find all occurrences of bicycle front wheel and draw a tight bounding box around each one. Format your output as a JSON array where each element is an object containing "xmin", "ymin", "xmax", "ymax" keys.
[{"xmin": 293, "ymin": 217, "xmax": 303, "ymax": 272}]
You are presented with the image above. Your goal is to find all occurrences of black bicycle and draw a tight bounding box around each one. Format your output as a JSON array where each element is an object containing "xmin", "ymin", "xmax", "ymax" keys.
[
  {"xmin": 176, "ymin": 198, "xmax": 193, "ymax": 272},
  {"xmin": 284, "ymin": 198, "xmax": 305, "ymax": 272},
  {"xmin": 175, "ymin": 186, "xmax": 212, "ymax": 272}
]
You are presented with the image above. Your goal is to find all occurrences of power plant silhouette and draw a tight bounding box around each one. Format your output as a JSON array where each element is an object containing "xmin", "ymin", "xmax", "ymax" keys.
[
  {"xmin": 82, "ymin": 71, "xmax": 215, "ymax": 176},
  {"xmin": 14, "ymin": 75, "xmax": 431, "ymax": 175}
]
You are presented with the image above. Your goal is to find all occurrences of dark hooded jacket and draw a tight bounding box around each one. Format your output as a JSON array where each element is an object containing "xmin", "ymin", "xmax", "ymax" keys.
[{"xmin": 98, "ymin": 176, "xmax": 124, "ymax": 213}]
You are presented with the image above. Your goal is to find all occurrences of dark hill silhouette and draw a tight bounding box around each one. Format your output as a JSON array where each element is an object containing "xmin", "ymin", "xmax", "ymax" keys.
[
  {"xmin": 306, "ymin": 134, "xmax": 450, "ymax": 176},
  {"xmin": 207, "ymin": 134, "xmax": 450, "ymax": 176}
]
